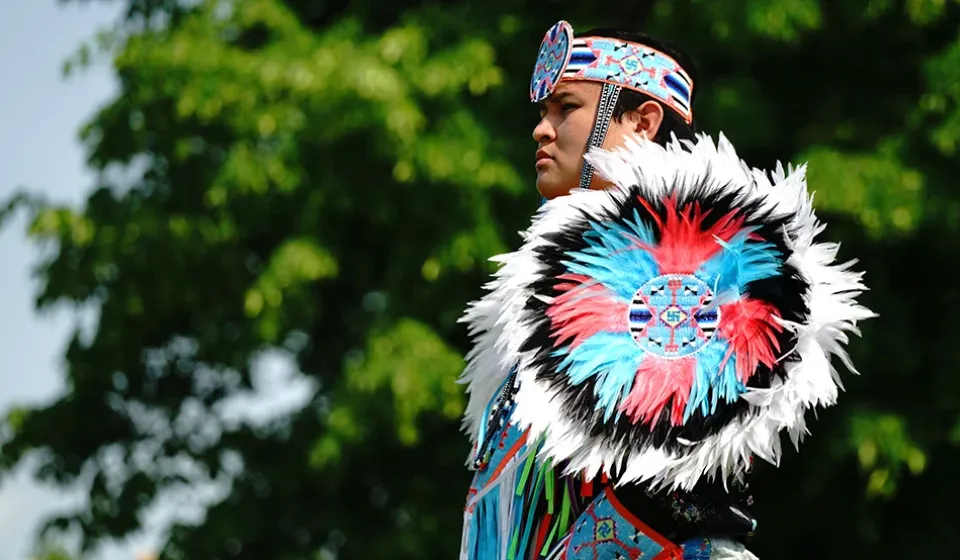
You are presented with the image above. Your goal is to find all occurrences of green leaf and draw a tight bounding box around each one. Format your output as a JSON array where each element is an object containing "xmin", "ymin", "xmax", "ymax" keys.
[
  {"xmin": 849, "ymin": 412, "xmax": 926, "ymax": 498},
  {"xmin": 800, "ymin": 141, "xmax": 925, "ymax": 235}
]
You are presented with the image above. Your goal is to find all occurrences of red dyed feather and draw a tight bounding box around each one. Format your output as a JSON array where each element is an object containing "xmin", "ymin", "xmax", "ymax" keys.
[
  {"xmin": 618, "ymin": 356, "xmax": 696, "ymax": 427},
  {"xmin": 548, "ymin": 273, "xmax": 629, "ymax": 348},
  {"xmin": 717, "ymin": 298, "xmax": 783, "ymax": 383},
  {"xmin": 638, "ymin": 195, "xmax": 746, "ymax": 274}
]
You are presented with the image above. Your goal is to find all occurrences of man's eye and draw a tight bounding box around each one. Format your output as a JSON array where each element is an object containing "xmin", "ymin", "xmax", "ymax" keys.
[{"xmin": 562, "ymin": 103, "xmax": 578, "ymax": 112}]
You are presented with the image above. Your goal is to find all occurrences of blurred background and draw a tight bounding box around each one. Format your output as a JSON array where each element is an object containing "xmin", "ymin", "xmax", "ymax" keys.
[{"xmin": 0, "ymin": 0, "xmax": 957, "ymax": 558}]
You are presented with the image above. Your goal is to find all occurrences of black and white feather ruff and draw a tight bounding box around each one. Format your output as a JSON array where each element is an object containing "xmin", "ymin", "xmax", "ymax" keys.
[{"xmin": 458, "ymin": 133, "xmax": 875, "ymax": 492}]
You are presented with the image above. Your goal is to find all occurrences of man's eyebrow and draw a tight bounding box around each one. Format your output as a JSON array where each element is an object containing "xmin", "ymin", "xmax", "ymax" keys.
[{"xmin": 539, "ymin": 91, "xmax": 576, "ymax": 112}]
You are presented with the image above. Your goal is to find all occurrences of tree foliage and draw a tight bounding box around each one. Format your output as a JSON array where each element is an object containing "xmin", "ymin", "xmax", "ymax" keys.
[{"xmin": 4, "ymin": 0, "xmax": 960, "ymax": 557}]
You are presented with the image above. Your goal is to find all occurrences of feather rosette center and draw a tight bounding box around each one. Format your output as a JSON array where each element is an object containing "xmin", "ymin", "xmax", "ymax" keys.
[
  {"xmin": 540, "ymin": 194, "xmax": 790, "ymax": 432},
  {"xmin": 628, "ymin": 274, "xmax": 719, "ymax": 356}
]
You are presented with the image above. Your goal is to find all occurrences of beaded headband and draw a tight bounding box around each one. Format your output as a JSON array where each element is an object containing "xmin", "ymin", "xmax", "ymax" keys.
[{"xmin": 530, "ymin": 20, "xmax": 694, "ymax": 124}]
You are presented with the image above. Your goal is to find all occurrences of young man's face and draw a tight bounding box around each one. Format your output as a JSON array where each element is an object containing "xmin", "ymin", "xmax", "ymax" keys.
[{"xmin": 533, "ymin": 81, "xmax": 660, "ymax": 199}]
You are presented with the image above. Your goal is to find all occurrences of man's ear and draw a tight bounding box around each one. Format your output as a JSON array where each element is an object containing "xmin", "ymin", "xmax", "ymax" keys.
[{"xmin": 623, "ymin": 100, "xmax": 664, "ymax": 140}]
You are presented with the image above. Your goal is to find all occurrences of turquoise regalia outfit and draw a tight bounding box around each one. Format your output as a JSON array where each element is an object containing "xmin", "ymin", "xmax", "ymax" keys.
[{"xmin": 457, "ymin": 20, "xmax": 874, "ymax": 560}]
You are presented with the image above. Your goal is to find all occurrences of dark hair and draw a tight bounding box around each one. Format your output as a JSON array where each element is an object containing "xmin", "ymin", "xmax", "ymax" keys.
[{"xmin": 576, "ymin": 28, "xmax": 699, "ymax": 146}]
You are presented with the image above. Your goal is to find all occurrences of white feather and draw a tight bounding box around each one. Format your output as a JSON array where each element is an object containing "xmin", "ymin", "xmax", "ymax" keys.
[{"xmin": 710, "ymin": 539, "xmax": 760, "ymax": 560}]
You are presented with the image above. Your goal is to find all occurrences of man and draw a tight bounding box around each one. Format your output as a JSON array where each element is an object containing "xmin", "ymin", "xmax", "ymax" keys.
[
  {"xmin": 532, "ymin": 27, "xmax": 699, "ymax": 201},
  {"xmin": 458, "ymin": 20, "xmax": 873, "ymax": 560}
]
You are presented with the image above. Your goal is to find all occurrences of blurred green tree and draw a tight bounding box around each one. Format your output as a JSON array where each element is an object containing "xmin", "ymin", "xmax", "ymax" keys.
[
  {"xmin": 33, "ymin": 545, "xmax": 78, "ymax": 560},
  {"xmin": 3, "ymin": 0, "xmax": 960, "ymax": 558}
]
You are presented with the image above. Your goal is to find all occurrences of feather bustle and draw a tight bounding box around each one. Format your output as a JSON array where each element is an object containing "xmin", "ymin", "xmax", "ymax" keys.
[{"xmin": 459, "ymin": 132, "xmax": 876, "ymax": 491}]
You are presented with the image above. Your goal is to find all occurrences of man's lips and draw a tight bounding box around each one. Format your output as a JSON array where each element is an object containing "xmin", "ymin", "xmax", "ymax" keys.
[{"xmin": 536, "ymin": 150, "xmax": 553, "ymax": 169}]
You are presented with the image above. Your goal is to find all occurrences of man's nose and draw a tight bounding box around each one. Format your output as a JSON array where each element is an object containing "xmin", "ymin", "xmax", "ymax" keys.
[{"xmin": 532, "ymin": 117, "xmax": 555, "ymax": 144}]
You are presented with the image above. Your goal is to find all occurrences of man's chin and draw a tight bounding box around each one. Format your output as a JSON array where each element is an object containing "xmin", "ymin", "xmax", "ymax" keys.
[{"xmin": 536, "ymin": 173, "xmax": 576, "ymax": 200}]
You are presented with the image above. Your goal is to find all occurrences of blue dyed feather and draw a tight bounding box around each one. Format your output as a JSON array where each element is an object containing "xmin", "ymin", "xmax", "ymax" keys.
[
  {"xmin": 684, "ymin": 339, "xmax": 742, "ymax": 421},
  {"xmin": 554, "ymin": 332, "xmax": 644, "ymax": 421},
  {"xmin": 697, "ymin": 227, "xmax": 781, "ymax": 304},
  {"xmin": 562, "ymin": 212, "xmax": 660, "ymax": 302}
]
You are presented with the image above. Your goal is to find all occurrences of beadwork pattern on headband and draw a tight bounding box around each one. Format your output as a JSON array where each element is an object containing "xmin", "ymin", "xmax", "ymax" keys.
[{"xmin": 530, "ymin": 20, "xmax": 694, "ymax": 124}]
